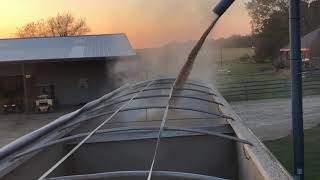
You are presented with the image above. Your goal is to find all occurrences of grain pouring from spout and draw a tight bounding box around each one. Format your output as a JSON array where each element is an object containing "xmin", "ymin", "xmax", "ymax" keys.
[{"xmin": 173, "ymin": 0, "xmax": 235, "ymax": 90}]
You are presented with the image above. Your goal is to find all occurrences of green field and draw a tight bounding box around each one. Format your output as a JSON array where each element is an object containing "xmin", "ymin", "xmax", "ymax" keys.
[
  {"xmin": 220, "ymin": 47, "xmax": 255, "ymax": 63},
  {"xmin": 215, "ymin": 62, "xmax": 284, "ymax": 101},
  {"xmin": 265, "ymin": 125, "xmax": 320, "ymax": 180},
  {"xmin": 217, "ymin": 75, "xmax": 320, "ymax": 101},
  {"xmin": 214, "ymin": 60, "xmax": 320, "ymax": 101},
  {"xmin": 218, "ymin": 62, "xmax": 273, "ymax": 75}
]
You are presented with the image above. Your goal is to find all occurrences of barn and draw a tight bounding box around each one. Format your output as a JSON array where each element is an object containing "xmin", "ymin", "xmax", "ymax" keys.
[
  {"xmin": 0, "ymin": 34, "xmax": 136, "ymax": 112},
  {"xmin": 280, "ymin": 27, "xmax": 320, "ymax": 69}
]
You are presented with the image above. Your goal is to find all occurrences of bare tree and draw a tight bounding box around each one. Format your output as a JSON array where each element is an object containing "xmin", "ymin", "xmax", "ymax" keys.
[
  {"xmin": 16, "ymin": 12, "xmax": 90, "ymax": 38},
  {"xmin": 16, "ymin": 20, "xmax": 48, "ymax": 38},
  {"xmin": 47, "ymin": 13, "xmax": 90, "ymax": 36}
]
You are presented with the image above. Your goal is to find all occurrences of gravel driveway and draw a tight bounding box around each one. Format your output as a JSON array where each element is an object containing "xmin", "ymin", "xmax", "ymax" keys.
[{"xmin": 231, "ymin": 95, "xmax": 320, "ymax": 141}]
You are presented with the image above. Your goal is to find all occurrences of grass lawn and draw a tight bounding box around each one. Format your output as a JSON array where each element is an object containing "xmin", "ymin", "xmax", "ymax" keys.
[
  {"xmin": 215, "ymin": 62, "xmax": 288, "ymax": 101},
  {"xmin": 265, "ymin": 125, "xmax": 320, "ymax": 180},
  {"xmin": 219, "ymin": 62, "xmax": 273, "ymax": 75},
  {"xmin": 215, "ymin": 62, "xmax": 320, "ymax": 101},
  {"xmin": 220, "ymin": 48, "xmax": 255, "ymax": 63},
  {"xmin": 216, "ymin": 62, "xmax": 277, "ymax": 84}
]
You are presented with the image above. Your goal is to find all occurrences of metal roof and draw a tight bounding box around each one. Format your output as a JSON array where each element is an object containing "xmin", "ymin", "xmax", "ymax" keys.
[
  {"xmin": 281, "ymin": 28, "xmax": 320, "ymax": 50},
  {"xmin": 0, "ymin": 34, "xmax": 136, "ymax": 63}
]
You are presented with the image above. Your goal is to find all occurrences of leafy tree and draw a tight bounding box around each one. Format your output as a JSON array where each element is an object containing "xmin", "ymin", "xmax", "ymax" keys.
[
  {"xmin": 16, "ymin": 13, "xmax": 90, "ymax": 38},
  {"xmin": 254, "ymin": 10, "xmax": 289, "ymax": 61},
  {"xmin": 246, "ymin": 0, "xmax": 320, "ymax": 62},
  {"xmin": 247, "ymin": 0, "xmax": 288, "ymax": 34},
  {"xmin": 301, "ymin": 0, "xmax": 320, "ymax": 35}
]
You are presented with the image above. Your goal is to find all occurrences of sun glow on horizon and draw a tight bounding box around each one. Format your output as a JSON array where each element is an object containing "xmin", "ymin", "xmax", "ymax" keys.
[{"xmin": 0, "ymin": 0, "xmax": 251, "ymax": 48}]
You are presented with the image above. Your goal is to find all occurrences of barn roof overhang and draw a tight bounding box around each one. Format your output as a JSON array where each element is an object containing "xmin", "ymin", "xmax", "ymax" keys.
[{"xmin": 0, "ymin": 34, "xmax": 136, "ymax": 64}]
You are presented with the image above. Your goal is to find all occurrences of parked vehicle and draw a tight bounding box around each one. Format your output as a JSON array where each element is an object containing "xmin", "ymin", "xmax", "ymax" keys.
[
  {"xmin": 3, "ymin": 102, "xmax": 17, "ymax": 113},
  {"xmin": 35, "ymin": 95, "xmax": 54, "ymax": 113},
  {"xmin": 3, "ymin": 100, "xmax": 23, "ymax": 113}
]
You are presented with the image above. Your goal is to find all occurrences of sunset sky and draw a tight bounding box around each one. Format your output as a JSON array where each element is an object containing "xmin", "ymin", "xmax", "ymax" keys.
[{"xmin": 0, "ymin": 0, "xmax": 251, "ymax": 48}]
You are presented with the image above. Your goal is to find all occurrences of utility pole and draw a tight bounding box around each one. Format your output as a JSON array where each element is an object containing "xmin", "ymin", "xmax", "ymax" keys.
[
  {"xmin": 21, "ymin": 63, "xmax": 29, "ymax": 113},
  {"xmin": 289, "ymin": 0, "xmax": 304, "ymax": 179}
]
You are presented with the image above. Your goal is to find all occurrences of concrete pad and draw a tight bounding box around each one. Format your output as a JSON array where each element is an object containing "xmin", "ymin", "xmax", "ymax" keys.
[{"xmin": 0, "ymin": 108, "xmax": 76, "ymax": 147}]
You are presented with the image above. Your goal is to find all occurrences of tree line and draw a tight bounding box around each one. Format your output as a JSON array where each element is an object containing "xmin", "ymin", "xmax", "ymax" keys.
[{"xmin": 213, "ymin": 35, "xmax": 253, "ymax": 48}]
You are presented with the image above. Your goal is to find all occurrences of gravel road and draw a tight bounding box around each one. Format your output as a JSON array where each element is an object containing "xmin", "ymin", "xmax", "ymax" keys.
[{"xmin": 231, "ymin": 95, "xmax": 320, "ymax": 141}]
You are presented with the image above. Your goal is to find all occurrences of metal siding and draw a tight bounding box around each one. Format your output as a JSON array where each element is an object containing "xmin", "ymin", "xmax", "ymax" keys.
[
  {"xmin": 0, "ymin": 34, "xmax": 135, "ymax": 63},
  {"xmin": 0, "ymin": 64, "xmax": 22, "ymax": 76},
  {"xmin": 33, "ymin": 62, "xmax": 108, "ymax": 105}
]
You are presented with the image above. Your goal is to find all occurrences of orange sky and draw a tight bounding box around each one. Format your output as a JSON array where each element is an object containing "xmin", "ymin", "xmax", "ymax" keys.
[{"xmin": 0, "ymin": 0, "xmax": 251, "ymax": 48}]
